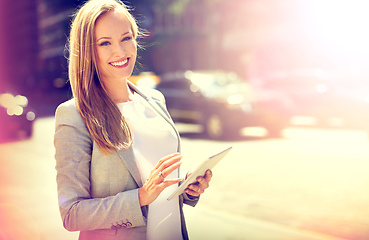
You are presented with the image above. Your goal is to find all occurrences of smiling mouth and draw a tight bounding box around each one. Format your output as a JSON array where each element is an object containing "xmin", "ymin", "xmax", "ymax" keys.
[{"xmin": 110, "ymin": 59, "xmax": 128, "ymax": 67}]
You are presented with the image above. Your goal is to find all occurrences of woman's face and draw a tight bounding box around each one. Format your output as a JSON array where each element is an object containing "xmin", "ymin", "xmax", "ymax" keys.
[{"xmin": 94, "ymin": 11, "xmax": 137, "ymax": 85}]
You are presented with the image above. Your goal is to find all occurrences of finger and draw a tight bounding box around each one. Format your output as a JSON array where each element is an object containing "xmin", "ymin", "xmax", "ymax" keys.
[
  {"xmin": 204, "ymin": 169, "xmax": 213, "ymax": 182},
  {"xmin": 158, "ymin": 155, "xmax": 182, "ymax": 173},
  {"xmin": 185, "ymin": 189, "xmax": 200, "ymax": 197},
  {"xmin": 163, "ymin": 178, "xmax": 182, "ymax": 186},
  {"xmin": 196, "ymin": 176, "xmax": 209, "ymax": 190},
  {"xmin": 195, "ymin": 178, "xmax": 210, "ymax": 192},
  {"xmin": 157, "ymin": 171, "xmax": 166, "ymax": 182},
  {"xmin": 158, "ymin": 178, "xmax": 182, "ymax": 191},
  {"xmin": 196, "ymin": 170, "xmax": 212, "ymax": 182},
  {"xmin": 156, "ymin": 154, "xmax": 182, "ymax": 172},
  {"xmin": 160, "ymin": 160, "xmax": 182, "ymax": 179},
  {"xmin": 185, "ymin": 184, "xmax": 202, "ymax": 196},
  {"xmin": 150, "ymin": 154, "xmax": 182, "ymax": 179},
  {"xmin": 196, "ymin": 170, "xmax": 212, "ymax": 186},
  {"xmin": 154, "ymin": 153, "xmax": 181, "ymax": 170},
  {"xmin": 191, "ymin": 184, "xmax": 204, "ymax": 193}
]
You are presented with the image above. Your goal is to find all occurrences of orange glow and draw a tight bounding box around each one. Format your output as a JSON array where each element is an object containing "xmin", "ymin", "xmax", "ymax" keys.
[
  {"xmin": 0, "ymin": 204, "xmax": 40, "ymax": 240},
  {"xmin": 128, "ymin": 72, "xmax": 161, "ymax": 88}
]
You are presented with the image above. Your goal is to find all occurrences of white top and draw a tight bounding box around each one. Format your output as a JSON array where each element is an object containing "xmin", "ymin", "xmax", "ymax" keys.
[{"xmin": 117, "ymin": 93, "xmax": 183, "ymax": 240}]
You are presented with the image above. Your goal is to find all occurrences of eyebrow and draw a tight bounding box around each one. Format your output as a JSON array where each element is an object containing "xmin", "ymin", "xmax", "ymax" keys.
[
  {"xmin": 96, "ymin": 37, "xmax": 111, "ymax": 42},
  {"xmin": 96, "ymin": 31, "xmax": 131, "ymax": 42}
]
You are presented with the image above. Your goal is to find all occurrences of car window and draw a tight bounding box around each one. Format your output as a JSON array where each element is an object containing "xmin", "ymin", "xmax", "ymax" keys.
[{"xmin": 187, "ymin": 72, "xmax": 248, "ymax": 100}]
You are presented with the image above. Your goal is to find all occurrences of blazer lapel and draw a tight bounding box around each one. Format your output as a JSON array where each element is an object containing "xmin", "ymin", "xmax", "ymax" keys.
[{"xmin": 117, "ymin": 147, "xmax": 143, "ymax": 187}]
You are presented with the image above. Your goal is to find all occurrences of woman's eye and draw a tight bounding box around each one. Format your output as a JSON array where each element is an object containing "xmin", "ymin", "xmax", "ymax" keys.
[
  {"xmin": 99, "ymin": 41, "xmax": 110, "ymax": 46},
  {"xmin": 122, "ymin": 36, "xmax": 132, "ymax": 42}
]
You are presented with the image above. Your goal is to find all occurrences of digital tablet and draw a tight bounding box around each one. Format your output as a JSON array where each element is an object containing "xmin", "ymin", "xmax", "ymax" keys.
[{"xmin": 167, "ymin": 146, "xmax": 232, "ymax": 201}]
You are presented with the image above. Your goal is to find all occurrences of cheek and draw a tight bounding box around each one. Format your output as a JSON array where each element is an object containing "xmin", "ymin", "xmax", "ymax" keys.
[
  {"xmin": 96, "ymin": 48, "xmax": 109, "ymax": 62},
  {"xmin": 129, "ymin": 41, "xmax": 138, "ymax": 56},
  {"xmin": 96, "ymin": 50, "xmax": 112, "ymax": 74}
]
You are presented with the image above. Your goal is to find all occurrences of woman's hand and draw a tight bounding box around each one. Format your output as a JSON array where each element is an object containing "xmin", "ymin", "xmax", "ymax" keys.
[
  {"xmin": 185, "ymin": 169, "xmax": 212, "ymax": 197},
  {"xmin": 139, "ymin": 153, "xmax": 182, "ymax": 206}
]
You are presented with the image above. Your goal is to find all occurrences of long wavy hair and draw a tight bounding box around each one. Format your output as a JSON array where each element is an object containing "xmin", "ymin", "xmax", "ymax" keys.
[{"xmin": 68, "ymin": 0, "xmax": 141, "ymax": 154}]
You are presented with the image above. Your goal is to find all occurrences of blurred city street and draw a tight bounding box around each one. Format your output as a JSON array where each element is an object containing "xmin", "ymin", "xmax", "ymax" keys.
[
  {"xmin": 2, "ymin": 0, "xmax": 369, "ymax": 239},
  {"xmin": 1, "ymin": 117, "xmax": 368, "ymax": 240}
]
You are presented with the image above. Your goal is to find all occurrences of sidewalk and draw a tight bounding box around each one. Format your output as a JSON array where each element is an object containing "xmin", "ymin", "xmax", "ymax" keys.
[
  {"xmin": 185, "ymin": 204, "xmax": 347, "ymax": 240},
  {"xmin": 0, "ymin": 118, "xmax": 359, "ymax": 240}
]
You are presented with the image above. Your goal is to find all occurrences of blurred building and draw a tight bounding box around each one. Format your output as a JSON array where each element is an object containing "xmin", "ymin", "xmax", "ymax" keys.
[
  {"xmin": 3, "ymin": 0, "xmax": 360, "ymax": 105},
  {"xmin": 141, "ymin": 0, "xmax": 366, "ymax": 80},
  {"xmin": 0, "ymin": 0, "xmax": 39, "ymax": 94},
  {"xmin": 36, "ymin": 0, "xmax": 78, "ymax": 98},
  {"xmin": 135, "ymin": 0, "xmax": 218, "ymax": 75},
  {"xmin": 135, "ymin": 0, "xmax": 309, "ymax": 79},
  {"xmin": 0, "ymin": 0, "xmax": 306, "ymax": 95}
]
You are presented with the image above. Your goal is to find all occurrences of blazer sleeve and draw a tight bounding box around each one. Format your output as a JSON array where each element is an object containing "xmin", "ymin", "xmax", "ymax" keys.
[{"xmin": 54, "ymin": 100, "xmax": 146, "ymax": 232}]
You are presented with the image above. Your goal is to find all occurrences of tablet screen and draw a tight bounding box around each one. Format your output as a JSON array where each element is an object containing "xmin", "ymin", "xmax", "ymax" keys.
[{"xmin": 167, "ymin": 146, "xmax": 232, "ymax": 201}]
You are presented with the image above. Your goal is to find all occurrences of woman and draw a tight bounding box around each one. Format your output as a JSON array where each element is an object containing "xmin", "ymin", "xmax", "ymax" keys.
[{"xmin": 54, "ymin": 0, "xmax": 212, "ymax": 239}]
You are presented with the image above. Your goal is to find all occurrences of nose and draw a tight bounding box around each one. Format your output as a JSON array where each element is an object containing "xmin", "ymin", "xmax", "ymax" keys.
[{"xmin": 113, "ymin": 43, "xmax": 126, "ymax": 56}]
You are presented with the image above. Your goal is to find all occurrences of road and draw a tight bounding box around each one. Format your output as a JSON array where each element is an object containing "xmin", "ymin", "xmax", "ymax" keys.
[{"xmin": 1, "ymin": 117, "xmax": 368, "ymax": 240}]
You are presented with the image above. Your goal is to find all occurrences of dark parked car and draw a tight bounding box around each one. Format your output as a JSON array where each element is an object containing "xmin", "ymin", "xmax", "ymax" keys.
[
  {"xmin": 156, "ymin": 70, "xmax": 292, "ymax": 139},
  {"xmin": 0, "ymin": 93, "xmax": 36, "ymax": 142}
]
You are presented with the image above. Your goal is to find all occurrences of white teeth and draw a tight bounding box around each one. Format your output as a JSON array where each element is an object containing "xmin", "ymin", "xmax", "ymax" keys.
[{"xmin": 110, "ymin": 59, "xmax": 128, "ymax": 66}]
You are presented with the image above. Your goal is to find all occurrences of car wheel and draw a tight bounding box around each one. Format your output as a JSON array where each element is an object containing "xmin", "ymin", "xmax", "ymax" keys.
[
  {"xmin": 265, "ymin": 116, "xmax": 289, "ymax": 138},
  {"xmin": 203, "ymin": 113, "xmax": 239, "ymax": 140},
  {"xmin": 205, "ymin": 113, "xmax": 224, "ymax": 139}
]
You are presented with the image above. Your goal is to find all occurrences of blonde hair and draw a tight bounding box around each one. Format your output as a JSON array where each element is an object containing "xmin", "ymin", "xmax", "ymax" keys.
[{"xmin": 68, "ymin": 0, "xmax": 140, "ymax": 154}]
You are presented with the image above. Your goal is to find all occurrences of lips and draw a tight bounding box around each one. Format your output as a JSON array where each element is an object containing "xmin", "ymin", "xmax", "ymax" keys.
[{"xmin": 110, "ymin": 58, "xmax": 128, "ymax": 67}]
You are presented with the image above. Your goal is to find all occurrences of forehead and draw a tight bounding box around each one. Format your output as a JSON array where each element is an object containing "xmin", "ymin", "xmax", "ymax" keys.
[{"xmin": 94, "ymin": 11, "xmax": 132, "ymax": 38}]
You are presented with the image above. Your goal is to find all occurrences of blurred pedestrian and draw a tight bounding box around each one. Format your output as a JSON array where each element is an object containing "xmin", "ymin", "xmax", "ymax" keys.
[{"xmin": 53, "ymin": 0, "xmax": 212, "ymax": 239}]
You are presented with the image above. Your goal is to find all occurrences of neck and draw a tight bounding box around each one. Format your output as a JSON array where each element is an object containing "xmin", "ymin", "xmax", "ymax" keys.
[{"xmin": 104, "ymin": 79, "xmax": 134, "ymax": 103}]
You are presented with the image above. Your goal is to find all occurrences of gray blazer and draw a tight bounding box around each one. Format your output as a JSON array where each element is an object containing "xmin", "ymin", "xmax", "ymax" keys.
[{"xmin": 54, "ymin": 82, "xmax": 199, "ymax": 240}]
